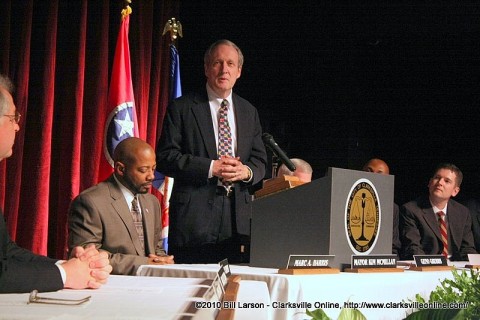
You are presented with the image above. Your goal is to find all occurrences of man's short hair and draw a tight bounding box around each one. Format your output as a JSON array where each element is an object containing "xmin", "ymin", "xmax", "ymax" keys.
[
  {"xmin": 204, "ymin": 39, "xmax": 244, "ymax": 68},
  {"xmin": 0, "ymin": 74, "xmax": 14, "ymax": 116},
  {"xmin": 433, "ymin": 163, "xmax": 463, "ymax": 187},
  {"xmin": 278, "ymin": 158, "xmax": 312, "ymax": 176}
]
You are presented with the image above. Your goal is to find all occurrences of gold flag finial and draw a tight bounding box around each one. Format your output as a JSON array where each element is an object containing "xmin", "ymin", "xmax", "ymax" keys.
[
  {"xmin": 163, "ymin": 18, "xmax": 183, "ymax": 43},
  {"xmin": 121, "ymin": 0, "xmax": 132, "ymax": 19}
]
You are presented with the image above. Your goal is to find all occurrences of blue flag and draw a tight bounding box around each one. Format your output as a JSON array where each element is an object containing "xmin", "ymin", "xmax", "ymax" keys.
[{"xmin": 153, "ymin": 44, "xmax": 182, "ymax": 253}]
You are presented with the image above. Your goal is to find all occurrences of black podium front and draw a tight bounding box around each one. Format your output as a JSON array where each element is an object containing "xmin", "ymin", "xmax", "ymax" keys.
[{"xmin": 250, "ymin": 167, "xmax": 395, "ymax": 270}]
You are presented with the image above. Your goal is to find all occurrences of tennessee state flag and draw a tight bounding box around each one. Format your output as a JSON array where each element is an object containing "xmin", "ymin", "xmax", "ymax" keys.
[
  {"xmin": 99, "ymin": 12, "xmax": 139, "ymax": 182},
  {"xmin": 153, "ymin": 44, "xmax": 182, "ymax": 253}
]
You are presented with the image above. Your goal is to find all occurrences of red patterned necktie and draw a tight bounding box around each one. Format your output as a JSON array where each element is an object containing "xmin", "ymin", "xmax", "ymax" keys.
[
  {"xmin": 131, "ymin": 197, "xmax": 145, "ymax": 253},
  {"xmin": 437, "ymin": 211, "xmax": 448, "ymax": 257},
  {"xmin": 217, "ymin": 99, "xmax": 232, "ymax": 187}
]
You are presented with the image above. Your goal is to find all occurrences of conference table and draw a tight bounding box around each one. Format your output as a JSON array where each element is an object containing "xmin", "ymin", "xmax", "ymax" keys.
[
  {"xmin": 0, "ymin": 275, "xmax": 270, "ymax": 320},
  {"xmin": 137, "ymin": 263, "xmax": 468, "ymax": 320}
]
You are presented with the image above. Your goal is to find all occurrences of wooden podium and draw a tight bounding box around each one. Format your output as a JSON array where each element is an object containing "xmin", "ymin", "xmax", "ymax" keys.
[
  {"xmin": 254, "ymin": 175, "xmax": 306, "ymax": 198},
  {"xmin": 249, "ymin": 167, "xmax": 395, "ymax": 270}
]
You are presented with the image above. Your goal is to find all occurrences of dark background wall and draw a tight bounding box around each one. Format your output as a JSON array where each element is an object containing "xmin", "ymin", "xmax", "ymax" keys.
[{"xmin": 177, "ymin": 1, "xmax": 480, "ymax": 205}]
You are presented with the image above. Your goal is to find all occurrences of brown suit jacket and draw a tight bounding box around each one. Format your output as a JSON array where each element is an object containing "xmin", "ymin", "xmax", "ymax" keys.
[{"xmin": 68, "ymin": 175, "xmax": 162, "ymax": 275}]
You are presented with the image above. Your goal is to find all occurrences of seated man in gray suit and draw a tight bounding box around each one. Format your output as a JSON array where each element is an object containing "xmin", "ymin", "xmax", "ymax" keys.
[
  {"xmin": 69, "ymin": 137, "xmax": 174, "ymax": 275},
  {"xmin": 400, "ymin": 163, "xmax": 476, "ymax": 260}
]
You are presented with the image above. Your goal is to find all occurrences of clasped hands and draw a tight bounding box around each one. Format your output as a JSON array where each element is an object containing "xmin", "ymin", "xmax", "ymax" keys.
[
  {"xmin": 213, "ymin": 156, "xmax": 249, "ymax": 182},
  {"xmin": 65, "ymin": 245, "xmax": 112, "ymax": 289},
  {"xmin": 147, "ymin": 253, "xmax": 175, "ymax": 265}
]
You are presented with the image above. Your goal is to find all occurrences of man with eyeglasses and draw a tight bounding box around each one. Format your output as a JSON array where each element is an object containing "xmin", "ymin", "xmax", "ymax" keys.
[{"xmin": 0, "ymin": 74, "xmax": 112, "ymax": 293}]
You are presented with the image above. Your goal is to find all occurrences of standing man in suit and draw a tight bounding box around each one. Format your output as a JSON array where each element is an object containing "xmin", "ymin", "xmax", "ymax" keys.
[
  {"xmin": 69, "ymin": 137, "xmax": 174, "ymax": 275},
  {"xmin": 156, "ymin": 39, "xmax": 267, "ymax": 264},
  {"xmin": 400, "ymin": 163, "xmax": 476, "ymax": 260},
  {"xmin": 0, "ymin": 74, "xmax": 112, "ymax": 293},
  {"xmin": 362, "ymin": 158, "xmax": 401, "ymax": 255}
]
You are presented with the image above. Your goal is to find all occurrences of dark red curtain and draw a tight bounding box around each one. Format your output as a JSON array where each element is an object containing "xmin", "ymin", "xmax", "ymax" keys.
[{"xmin": 0, "ymin": 0, "xmax": 178, "ymax": 259}]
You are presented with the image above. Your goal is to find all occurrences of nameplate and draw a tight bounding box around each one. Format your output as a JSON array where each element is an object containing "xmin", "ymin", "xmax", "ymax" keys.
[
  {"xmin": 217, "ymin": 259, "xmax": 231, "ymax": 289},
  {"xmin": 414, "ymin": 255, "xmax": 448, "ymax": 267},
  {"xmin": 286, "ymin": 255, "xmax": 334, "ymax": 269},
  {"xmin": 350, "ymin": 255, "xmax": 398, "ymax": 269},
  {"xmin": 202, "ymin": 272, "xmax": 224, "ymax": 303}
]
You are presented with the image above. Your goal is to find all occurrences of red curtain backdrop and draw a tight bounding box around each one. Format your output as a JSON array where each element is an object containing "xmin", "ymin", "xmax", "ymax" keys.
[{"xmin": 0, "ymin": 0, "xmax": 178, "ymax": 259}]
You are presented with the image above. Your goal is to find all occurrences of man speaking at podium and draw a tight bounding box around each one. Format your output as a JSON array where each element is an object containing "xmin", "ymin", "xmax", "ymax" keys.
[{"xmin": 156, "ymin": 39, "xmax": 267, "ymax": 264}]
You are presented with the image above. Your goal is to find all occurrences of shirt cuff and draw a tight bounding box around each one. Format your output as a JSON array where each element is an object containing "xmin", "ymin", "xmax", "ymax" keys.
[
  {"xmin": 243, "ymin": 166, "xmax": 253, "ymax": 183},
  {"xmin": 55, "ymin": 260, "xmax": 67, "ymax": 285},
  {"xmin": 208, "ymin": 160, "xmax": 214, "ymax": 179}
]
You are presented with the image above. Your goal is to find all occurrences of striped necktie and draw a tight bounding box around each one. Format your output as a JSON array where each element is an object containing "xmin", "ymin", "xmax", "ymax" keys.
[
  {"xmin": 131, "ymin": 196, "xmax": 145, "ymax": 253},
  {"xmin": 437, "ymin": 211, "xmax": 448, "ymax": 257}
]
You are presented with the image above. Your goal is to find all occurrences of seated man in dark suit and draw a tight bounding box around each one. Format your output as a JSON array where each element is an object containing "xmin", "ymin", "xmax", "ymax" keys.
[
  {"xmin": 464, "ymin": 198, "xmax": 480, "ymax": 253},
  {"xmin": 0, "ymin": 74, "xmax": 112, "ymax": 293},
  {"xmin": 362, "ymin": 158, "xmax": 401, "ymax": 256},
  {"xmin": 400, "ymin": 163, "xmax": 476, "ymax": 260}
]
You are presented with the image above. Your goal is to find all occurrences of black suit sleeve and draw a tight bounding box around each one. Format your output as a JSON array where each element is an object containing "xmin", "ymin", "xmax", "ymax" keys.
[
  {"xmin": 1, "ymin": 216, "xmax": 63, "ymax": 293},
  {"xmin": 156, "ymin": 98, "xmax": 213, "ymax": 185},
  {"xmin": 238, "ymin": 106, "xmax": 267, "ymax": 187},
  {"xmin": 399, "ymin": 203, "xmax": 426, "ymax": 259}
]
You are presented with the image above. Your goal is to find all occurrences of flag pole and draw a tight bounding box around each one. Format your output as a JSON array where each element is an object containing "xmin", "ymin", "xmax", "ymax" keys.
[
  {"xmin": 99, "ymin": 0, "xmax": 137, "ymax": 182},
  {"xmin": 156, "ymin": 17, "xmax": 183, "ymax": 254},
  {"xmin": 121, "ymin": 0, "xmax": 132, "ymax": 19},
  {"xmin": 162, "ymin": 18, "xmax": 183, "ymax": 45}
]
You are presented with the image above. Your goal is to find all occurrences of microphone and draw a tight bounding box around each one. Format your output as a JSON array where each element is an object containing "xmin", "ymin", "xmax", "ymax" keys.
[{"xmin": 262, "ymin": 133, "xmax": 296, "ymax": 172}]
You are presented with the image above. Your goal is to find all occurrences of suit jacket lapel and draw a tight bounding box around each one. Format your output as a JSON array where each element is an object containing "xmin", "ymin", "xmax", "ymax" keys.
[
  {"xmin": 191, "ymin": 93, "xmax": 217, "ymax": 159},
  {"xmin": 422, "ymin": 207, "xmax": 442, "ymax": 240},
  {"xmin": 446, "ymin": 200, "xmax": 462, "ymax": 250},
  {"xmin": 107, "ymin": 176, "xmax": 145, "ymax": 255},
  {"xmin": 233, "ymin": 95, "xmax": 249, "ymax": 160},
  {"xmin": 138, "ymin": 194, "xmax": 154, "ymax": 255}
]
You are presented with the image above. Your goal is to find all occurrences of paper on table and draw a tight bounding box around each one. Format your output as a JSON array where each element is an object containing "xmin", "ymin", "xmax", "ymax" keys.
[{"xmin": 468, "ymin": 254, "xmax": 480, "ymax": 265}]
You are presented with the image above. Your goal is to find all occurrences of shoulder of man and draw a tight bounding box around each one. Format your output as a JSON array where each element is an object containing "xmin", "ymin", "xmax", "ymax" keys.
[
  {"xmin": 72, "ymin": 177, "xmax": 113, "ymax": 201},
  {"xmin": 401, "ymin": 195, "xmax": 429, "ymax": 212},
  {"xmin": 448, "ymin": 198, "xmax": 470, "ymax": 214},
  {"xmin": 232, "ymin": 92, "xmax": 255, "ymax": 109},
  {"xmin": 171, "ymin": 91, "xmax": 206, "ymax": 107}
]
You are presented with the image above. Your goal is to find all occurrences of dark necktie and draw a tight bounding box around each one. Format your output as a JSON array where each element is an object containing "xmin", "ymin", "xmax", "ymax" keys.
[
  {"xmin": 437, "ymin": 211, "xmax": 448, "ymax": 257},
  {"xmin": 131, "ymin": 196, "xmax": 145, "ymax": 252},
  {"xmin": 218, "ymin": 99, "xmax": 233, "ymax": 187}
]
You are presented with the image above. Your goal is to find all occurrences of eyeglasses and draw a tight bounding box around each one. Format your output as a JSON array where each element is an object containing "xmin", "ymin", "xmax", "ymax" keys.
[
  {"xmin": 2, "ymin": 110, "xmax": 21, "ymax": 124},
  {"xmin": 28, "ymin": 289, "xmax": 91, "ymax": 305}
]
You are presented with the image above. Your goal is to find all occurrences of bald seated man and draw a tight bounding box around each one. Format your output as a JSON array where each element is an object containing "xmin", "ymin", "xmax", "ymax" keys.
[
  {"xmin": 277, "ymin": 158, "xmax": 313, "ymax": 183},
  {"xmin": 362, "ymin": 158, "xmax": 401, "ymax": 256},
  {"xmin": 69, "ymin": 137, "xmax": 174, "ymax": 275},
  {"xmin": 363, "ymin": 158, "xmax": 390, "ymax": 175}
]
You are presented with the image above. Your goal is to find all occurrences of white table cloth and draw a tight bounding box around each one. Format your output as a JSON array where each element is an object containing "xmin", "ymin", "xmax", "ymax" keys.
[
  {"xmin": 0, "ymin": 275, "xmax": 270, "ymax": 320},
  {"xmin": 137, "ymin": 263, "xmax": 467, "ymax": 320}
]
